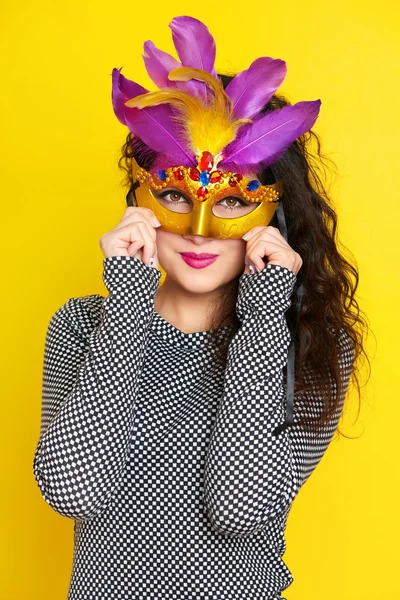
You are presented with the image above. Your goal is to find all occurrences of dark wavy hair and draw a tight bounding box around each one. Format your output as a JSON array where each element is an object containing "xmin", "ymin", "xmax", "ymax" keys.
[{"xmin": 117, "ymin": 72, "xmax": 372, "ymax": 438}]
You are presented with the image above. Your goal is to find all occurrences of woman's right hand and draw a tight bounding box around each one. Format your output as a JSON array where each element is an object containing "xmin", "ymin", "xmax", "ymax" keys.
[{"xmin": 99, "ymin": 206, "xmax": 161, "ymax": 270}]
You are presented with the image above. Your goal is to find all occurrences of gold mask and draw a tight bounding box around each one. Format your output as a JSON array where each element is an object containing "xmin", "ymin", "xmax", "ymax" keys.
[{"xmin": 130, "ymin": 152, "xmax": 283, "ymax": 239}]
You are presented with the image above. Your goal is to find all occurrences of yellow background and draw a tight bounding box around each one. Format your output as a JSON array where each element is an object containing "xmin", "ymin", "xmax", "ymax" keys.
[{"xmin": 1, "ymin": 1, "xmax": 398, "ymax": 598}]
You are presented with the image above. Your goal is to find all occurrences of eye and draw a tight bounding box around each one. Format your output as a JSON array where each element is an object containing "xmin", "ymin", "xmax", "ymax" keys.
[
  {"xmin": 216, "ymin": 196, "xmax": 249, "ymax": 211},
  {"xmin": 159, "ymin": 189, "xmax": 188, "ymax": 204},
  {"xmin": 213, "ymin": 196, "xmax": 260, "ymax": 218}
]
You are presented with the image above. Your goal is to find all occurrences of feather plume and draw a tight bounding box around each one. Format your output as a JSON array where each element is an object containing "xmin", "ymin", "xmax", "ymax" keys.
[{"xmin": 112, "ymin": 16, "xmax": 322, "ymax": 175}]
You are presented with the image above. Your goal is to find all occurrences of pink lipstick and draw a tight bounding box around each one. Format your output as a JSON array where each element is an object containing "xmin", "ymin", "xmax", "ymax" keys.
[{"xmin": 180, "ymin": 252, "xmax": 218, "ymax": 269}]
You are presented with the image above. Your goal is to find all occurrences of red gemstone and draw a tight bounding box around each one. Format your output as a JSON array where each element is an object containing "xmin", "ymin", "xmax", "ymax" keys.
[
  {"xmin": 209, "ymin": 170, "xmax": 222, "ymax": 183},
  {"xmin": 197, "ymin": 186, "xmax": 208, "ymax": 199},
  {"xmin": 199, "ymin": 151, "xmax": 214, "ymax": 172},
  {"xmin": 234, "ymin": 173, "xmax": 243, "ymax": 181},
  {"xmin": 229, "ymin": 177, "xmax": 237, "ymax": 187},
  {"xmin": 189, "ymin": 167, "xmax": 200, "ymax": 181},
  {"xmin": 174, "ymin": 168, "xmax": 184, "ymax": 180}
]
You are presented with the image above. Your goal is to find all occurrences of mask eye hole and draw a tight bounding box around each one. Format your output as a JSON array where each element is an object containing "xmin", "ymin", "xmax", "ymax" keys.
[
  {"xmin": 153, "ymin": 187, "xmax": 261, "ymax": 218},
  {"xmin": 153, "ymin": 188, "xmax": 192, "ymax": 213}
]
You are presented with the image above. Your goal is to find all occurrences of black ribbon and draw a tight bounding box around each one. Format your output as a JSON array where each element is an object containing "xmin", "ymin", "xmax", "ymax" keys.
[
  {"xmin": 272, "ymin": 201, "xmax": 304, "ymax": 436},
  {"xmin": 126, "ymin": 182, "xmax": 139, "ymax": 207}
]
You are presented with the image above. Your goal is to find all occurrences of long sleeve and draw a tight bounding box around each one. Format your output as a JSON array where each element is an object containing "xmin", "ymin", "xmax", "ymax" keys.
[
  {"xmin": 202, "ymin": 263, "xmax": 354, "ymax": 536},
  {"xmin": 33, "ymin": 255, "xmax": 161, "ymax": 520}
]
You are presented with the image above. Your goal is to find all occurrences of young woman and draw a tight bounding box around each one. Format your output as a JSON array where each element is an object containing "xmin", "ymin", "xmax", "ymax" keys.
[{"xmin": 33, "ymin": 15, "xmax": 368, "ymax": 600}]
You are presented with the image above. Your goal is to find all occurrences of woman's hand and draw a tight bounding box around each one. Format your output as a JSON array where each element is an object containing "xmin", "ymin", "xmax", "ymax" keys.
[
  {"xmin": 242, "ymin": 225, "xmax": 303, "ymax": 276},
  {"xmin": 100, "ymin": 206, "xmax": 161, "ymax": 269}
]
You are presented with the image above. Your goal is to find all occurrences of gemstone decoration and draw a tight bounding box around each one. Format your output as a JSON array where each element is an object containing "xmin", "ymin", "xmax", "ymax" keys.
[
  {"xmin": 199, "ymin": 151, "xmax": 213, "ymax": 172},
  {"xmin": 209, "ymin": 170, "xmax": 222, "ymax": 183},
  {"xmin": 199, "ymin": 170, "xmax": 211, "ymax": 186},
  {"xmin": 247, "ymin": 180, "xmax": 261, "ymax": 191},
  {"xmin": 197, "ymin": 186, "xmax": 208, "ymax": 199},
  {"xmin": 157, "ymin": 169, "xmax": 167, "ymax": 181},
  {"xmin": 173, "ymin": 168, "xmax": 184, "ymax": 180},
  {"xmin": 189, "ymin": 167, "xmax": 200, "ymax": 181}
]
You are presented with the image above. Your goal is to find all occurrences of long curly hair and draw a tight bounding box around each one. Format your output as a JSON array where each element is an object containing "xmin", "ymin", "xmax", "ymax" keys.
[{"xmin": 117, "ymin": 72, "xmax": 372, "ymax": 438}]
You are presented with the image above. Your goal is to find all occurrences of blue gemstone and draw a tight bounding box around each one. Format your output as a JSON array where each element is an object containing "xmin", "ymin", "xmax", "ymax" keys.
[
  {"xmin": 247, "ymin": 180, "xmax": 261, "ymax": 191},
  {"xmin": 157, "ymin": 169, "xmax": 167, "ymax": 181},
  {"xmin": 199, "ymin": 170, "xmax": 210, "ymax": 186}
]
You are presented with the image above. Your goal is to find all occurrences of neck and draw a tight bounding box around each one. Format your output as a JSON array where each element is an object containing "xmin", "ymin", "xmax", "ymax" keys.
[{"xmin": 154, "ymin": 276, "xmax": 236, "ymax": 334}]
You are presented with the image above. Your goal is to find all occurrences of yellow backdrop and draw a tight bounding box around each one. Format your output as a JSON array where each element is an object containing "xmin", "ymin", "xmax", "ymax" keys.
[{"xmin": 1, "ymin": 1, "xmax": 398, "ymax": 598}]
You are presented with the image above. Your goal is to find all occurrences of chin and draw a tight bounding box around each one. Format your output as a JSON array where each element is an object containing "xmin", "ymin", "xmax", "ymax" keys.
[{"xmin": 177, "ymin": 274, "xmax": 228, "ymax": 295}]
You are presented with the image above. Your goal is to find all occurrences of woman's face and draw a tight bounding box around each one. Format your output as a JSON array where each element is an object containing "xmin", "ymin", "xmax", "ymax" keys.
[{"xmin": 155, "ymin": 227, "xmax": 246, "ymax": 294}]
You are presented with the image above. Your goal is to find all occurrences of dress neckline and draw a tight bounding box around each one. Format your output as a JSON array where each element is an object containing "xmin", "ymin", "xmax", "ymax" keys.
[{"xmin": 151, "ymin": 310, "xmax": 234, "ymax": 350}]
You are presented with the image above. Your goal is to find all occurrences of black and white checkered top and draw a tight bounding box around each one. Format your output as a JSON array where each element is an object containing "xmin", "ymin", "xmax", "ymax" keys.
[{"xmin": 33, "ymin": 255, "xmax": 354, "ymax": 600}]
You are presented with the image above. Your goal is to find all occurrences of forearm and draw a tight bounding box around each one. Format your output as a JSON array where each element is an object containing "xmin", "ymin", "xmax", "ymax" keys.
[
  {"xmin": 33, "ymin": 256, "xmax": 161, "ymax": 520},
  {"xmin": 203, "ymin": 264, "xmax": 298, "ymax": 535}
]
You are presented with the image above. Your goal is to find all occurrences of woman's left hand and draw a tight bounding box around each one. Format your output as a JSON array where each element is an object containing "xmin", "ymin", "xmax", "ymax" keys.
[{"xmin": 242, "ymin": 225, "xmax": 303, "ymax": 276}]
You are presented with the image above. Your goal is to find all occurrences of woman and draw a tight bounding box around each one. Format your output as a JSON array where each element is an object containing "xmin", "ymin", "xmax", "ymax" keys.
[{"xmin": 33, "ymin": 15, "xmax": 368, "ymax": 600}]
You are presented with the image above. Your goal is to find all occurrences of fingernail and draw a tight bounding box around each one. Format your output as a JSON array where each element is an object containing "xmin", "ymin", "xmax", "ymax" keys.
[
  {"xmin": 152, "ymin": 217, "xmax": 161, "ymax": 227},
  {"xmin": 248, "ymin": 263, "xmax": 255, "ymax": 275},
  {"xmin": 242, "ymin": 233, "xmax": 250, "ymax": 241},
  {"xmin": 148, "ymin": 255, "xmax": 155, "ymax": 267}
]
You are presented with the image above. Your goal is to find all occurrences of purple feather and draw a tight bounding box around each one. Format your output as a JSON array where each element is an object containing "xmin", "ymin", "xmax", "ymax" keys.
[
  {"xmin": 123, "ymin": 107, "xmax": 195, "ymax": 167},
  {"xmin": 142, "ymin": 41, "xmax": 181, "ymax": 89},
  {"xmin": 219, "ymin": 100, "xmax": 322, "ymax": 172},
  {"xmin": 169, "ymin": 16, "xmax": 217, "ymax": 76},
  {"xmin": 112, "ymin": 68, "xmax": 195, "ymax": 166},
  {"xmin": 112, "ymin": 67, "xmax": 148, "ymax": 125},
  {"xmin": 142, "ymin": 39, "xmax": 214, "ymax": 101},
  {"xmin": 225, "ymin": 57, "xmax": 287, "ymax": 120},
  {"xmin": 151, "ymin": 152, "xmax": 195, "ymax": 173},
  {"xmin": 169, "ymin": 16, "xmax": 218, "ymax": 104}
]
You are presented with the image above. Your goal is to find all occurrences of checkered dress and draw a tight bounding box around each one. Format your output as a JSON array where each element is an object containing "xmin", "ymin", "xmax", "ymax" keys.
[{"xmin": 33, "ymin": 255, "xmax": 354, "ymax": 600}]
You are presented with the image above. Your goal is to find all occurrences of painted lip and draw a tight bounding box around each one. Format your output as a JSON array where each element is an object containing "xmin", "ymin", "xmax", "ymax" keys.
[{"xmin": 180, "ymin": 252, "xmax": 219, "ymax": 269}]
